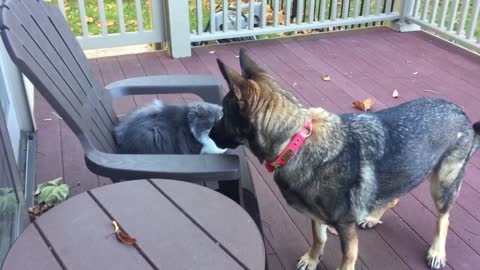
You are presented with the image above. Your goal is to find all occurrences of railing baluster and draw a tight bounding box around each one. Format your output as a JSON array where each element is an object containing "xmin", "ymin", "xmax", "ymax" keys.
[
  {"xmin": 273, "ymin": 0, "xmax": 280, "ymax": 27},
  {"xmin": 354, "ymin": 0, "xmax": 361, "ymax": 17},
  {"xmin": 134, "ymin": 0, "xmax": 144, "ymax": 32},
  {"xmin": 364, "ymin": 0, "xmax": 371, "ymax": 16},
  {"xmin": 430, "ymin": 0, "xmax": 440, "ymax": 24},
  {"xmin": 210, "ymin": 0, "xmax": 216, "ymax": 33},
  {"xmin": 286, "ymin": 0, "xmax": 292, "ymax": 25},
  {"xmin": 448, "ymin": 0, "xmax": 460, "ymax": 31},
  {"xmin": 115, "ymin": 0, "xmax": 126, "ymax": 34},
  {"xmin": 250, "ymin": 0, "xmax": 256, "ymax": 29},
  {"xmin": 376, "ymin": 0, "xmax": 382, "ymax": 16},
  {"xmin": 78, "ymin": 0, "xmax": 89, "ymax": 37},
  {"xmin": 412, "ymin": 0, "xmax": 420, "ymax": 17},
  {"xmin": 97, "ymin": 0, "xmax": 108, "ymax": 36},
  {"xmin": 236, "ymin": 0, "xmax": 242, "ymax": 31},
  {"xmin": 57, "ymin": 0, "xmax": 67, "ymax": 19},
  {"xmin": 342, "ymin": 0, "xmax": 350, "ymax": 18},
  {"xmin": 309, "ymin": 0, "xmax": 316, "ymax": 23},
  {"xmin": 297, "ymin": 0, "xmax": 304, "ymax": 23},
  {"xmin": 223, "ymin": 0, "xmax": 228, "ymax": 32},
  {"xmin": 467, "ymin": 0, "xmax": 479, "ymax": 39},
  {"xmin": 332, "ymin": 0, "xmax": 338, "ymax": 20},
  {"xmin": 320, "ymin": 0, "xmax": 327, "ymax": 21},
  {"xmin": 196, "ymin": 0, "xmax": 203, "ymax": 34},
  {"xmin": 439, "ymin": 0, "xmax": 449, "ymax": 28},
  {"xmin": 457, "ymin": 0, "xmax": 470, "ymax": 35},
  {"xmin": 385, "ymin": 0, "xmax": 392, "ymax": 13},
  {"xmin": 262, "ymin": 0, "xmax": 267, "ymax": 27},
  {"xmin": 421, "ymin": 0, "xmax": 431, "ymax": 20}
]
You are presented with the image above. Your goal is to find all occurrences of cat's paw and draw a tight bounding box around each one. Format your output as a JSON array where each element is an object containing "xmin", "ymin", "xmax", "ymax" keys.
[{"xmin": 200, "ymin": 146, "xmax": 227, "ymax": 154}]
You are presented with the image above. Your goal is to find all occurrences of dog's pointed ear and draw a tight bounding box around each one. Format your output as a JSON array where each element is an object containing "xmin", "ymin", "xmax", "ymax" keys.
[
  {"xmin": 217, "ymin": 58, "xmax": 245, "ymax": 100},
  {"xmin": 239, "ymin": 48, "xmax": 264, "ymax": 78}
]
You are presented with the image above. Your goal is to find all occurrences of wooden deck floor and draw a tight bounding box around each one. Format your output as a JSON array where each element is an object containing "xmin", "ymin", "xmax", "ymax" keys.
[{"xmin": 34, "ymin": 27, "xmax": 480, "ymax": 270}]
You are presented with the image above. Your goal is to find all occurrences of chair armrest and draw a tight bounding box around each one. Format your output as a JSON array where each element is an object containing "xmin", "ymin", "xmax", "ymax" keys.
[
  {"xmin": 85, "ymin": 150, "xmax": 240, "ymax": 182},
  {"xmin": 105, "ymin": 75, "xmax": 224, "ymax": 105}
]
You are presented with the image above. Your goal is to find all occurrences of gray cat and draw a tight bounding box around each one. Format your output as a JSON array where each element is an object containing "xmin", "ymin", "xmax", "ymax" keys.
[{"xmin": 113, "ymin": 100, "xmax": 226, "ymax": 155}]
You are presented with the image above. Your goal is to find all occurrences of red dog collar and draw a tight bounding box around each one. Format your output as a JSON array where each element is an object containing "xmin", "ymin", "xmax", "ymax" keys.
[{"xmin": 265, "ymin": 120, "xmax": 313, "ymax": 172}]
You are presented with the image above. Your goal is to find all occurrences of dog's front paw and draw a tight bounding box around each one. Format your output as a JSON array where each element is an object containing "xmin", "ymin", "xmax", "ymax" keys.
[
  {"xmin": 296, "ymin": 253, "xmax": 320, "ymax": 270},
  {"xmin": 358, "ymin": 217, "xmax": 383, "ymax": 229},
  {"xmin": 427, "ymin": 249, "xmax": 446, "ymax": 269}
]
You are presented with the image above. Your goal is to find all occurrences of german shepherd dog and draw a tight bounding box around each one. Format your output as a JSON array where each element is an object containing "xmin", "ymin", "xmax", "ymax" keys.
[{"xmin": 209, "ymin": 48, "xmax": 480, "ymax": 270}]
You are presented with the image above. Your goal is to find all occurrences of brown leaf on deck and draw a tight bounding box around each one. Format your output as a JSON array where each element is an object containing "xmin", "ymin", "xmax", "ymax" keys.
[
  {"xmin": 392, "ymin": 90, "xmax": 399, "ymax": 98},
  {"xmin": 322, "ymin": 75, "xmax": 331, "ymax": 81},
  {"xmin": 352, "ymin": 98, "xmax": 375, "ymax": 111}
]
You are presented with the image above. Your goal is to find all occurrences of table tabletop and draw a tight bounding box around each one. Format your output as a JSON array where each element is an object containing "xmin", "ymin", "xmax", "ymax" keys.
[{"xmin": 2, "ymin": 179, "xmax": 265, "ymax": 270}]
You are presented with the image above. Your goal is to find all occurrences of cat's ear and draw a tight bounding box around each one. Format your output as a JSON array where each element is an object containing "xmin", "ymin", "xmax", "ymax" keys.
[{"xmin": 196, "ymin": 104, "xmax": 207, "ymax": 116}]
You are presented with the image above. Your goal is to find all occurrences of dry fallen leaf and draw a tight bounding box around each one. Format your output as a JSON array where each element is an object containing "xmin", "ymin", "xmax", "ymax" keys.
[
  {"xmin": 392, "ymin": 89, "xmax": 399, "ymax": 98},
  {"xmin": 106, "ymin": 20, "xmax": 115, "ymax": 27},
  {"xmin": 322, "ymin": 75, "xmax": 331, "ymax": 81},
  {"xmin": 353, "ymin": 98, "xmax": 375, "ymax": 111},
  {"xmin": 112, "ymin": 220, "xmax": 136, "ymax": 246},
  {"xmin": 86, "ymin": 17, "xmax": 94, "ymax": 23}
]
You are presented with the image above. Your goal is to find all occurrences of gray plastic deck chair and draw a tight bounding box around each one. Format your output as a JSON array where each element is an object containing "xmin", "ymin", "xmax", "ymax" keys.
[{"xmin": 0, "ymin": 0, "xmax": 260, "ymax": 227}]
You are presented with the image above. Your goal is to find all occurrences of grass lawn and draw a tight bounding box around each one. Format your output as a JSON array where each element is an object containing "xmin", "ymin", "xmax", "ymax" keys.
[{"xmin": 50, "ymin": 0, "xmax": 478, "ymax": 45}]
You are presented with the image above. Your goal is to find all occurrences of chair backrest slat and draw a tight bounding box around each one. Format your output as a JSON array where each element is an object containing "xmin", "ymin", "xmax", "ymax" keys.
[{"xmin": 0, "ymin": 0, "xmax": 118, "ymax": 153}]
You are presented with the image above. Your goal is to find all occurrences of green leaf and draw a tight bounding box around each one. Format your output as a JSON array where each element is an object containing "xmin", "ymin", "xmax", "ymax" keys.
[
  {"xmin": 34, "ymin": 178, "xmax": 69, "ymax": 205},
  {"xmin": 0, "ymin": 188, "xmax": 17, "ymax": 214}
]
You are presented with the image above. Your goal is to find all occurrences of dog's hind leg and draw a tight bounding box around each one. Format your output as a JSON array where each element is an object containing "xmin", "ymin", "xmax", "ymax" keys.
[
  {"xmin": 336, "ymin": 223, "xmax": 358, "ymax": 270},
  {"xmin": 297, "ymin": 220, "xmax": 328, "ymax": 270},
  {"xmin": 358, "ymin": 198, "xmax": 399, "ymax": 229},
  {"xmin": 427, "ymin": 153, "xmax": 467, "ymax": 269}
]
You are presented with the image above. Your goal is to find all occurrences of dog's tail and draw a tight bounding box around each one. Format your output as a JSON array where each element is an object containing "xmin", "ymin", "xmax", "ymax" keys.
[{"xmin": 470, "ymin": 121, "xmax": 480, "ymax": 156}]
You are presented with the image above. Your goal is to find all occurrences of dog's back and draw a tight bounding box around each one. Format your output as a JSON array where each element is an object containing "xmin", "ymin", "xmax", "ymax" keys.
[{"xmin": 344, "ymin": 98, "xmax": 480, "ymax": 211}]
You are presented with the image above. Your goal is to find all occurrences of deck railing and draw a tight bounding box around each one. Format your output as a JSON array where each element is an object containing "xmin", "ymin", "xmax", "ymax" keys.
[
  {"xmin": 47, "ymin": 0, "xmax": 478, "ymax": 56},
  {"xmin": 190, "ymin": 0, "xmax": 400, "ymax": 43},
  {"xmin": 49, "ymin": 0, "xmax": 165, "ymax": 50},
  {"xmin": 405, "ymin": 0, "xmax": 479, "ymax": 51}
]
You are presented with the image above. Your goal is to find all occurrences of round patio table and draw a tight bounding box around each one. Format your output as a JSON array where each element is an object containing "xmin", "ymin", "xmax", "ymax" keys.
[{"xmin": 2, "ymin": 179, "xmax": 265, "ymax": 270}]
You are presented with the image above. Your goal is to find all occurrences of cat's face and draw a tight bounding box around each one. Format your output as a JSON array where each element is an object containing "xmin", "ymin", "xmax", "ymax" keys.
[{"xmin": 188, "ymin": 103, "xmax": 223, "ymax": 138}]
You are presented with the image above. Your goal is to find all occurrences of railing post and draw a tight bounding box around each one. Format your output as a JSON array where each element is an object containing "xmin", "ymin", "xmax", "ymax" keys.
[
  {"xmin": 164, "ymin": 0, "xmax": 192, "ymax": 58},
  {"xmin": 390, "ymin": 0, "xmax": 421, "ymax": 32}
]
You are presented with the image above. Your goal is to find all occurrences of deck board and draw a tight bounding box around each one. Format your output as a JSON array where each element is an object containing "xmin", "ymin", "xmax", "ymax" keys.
[{"xmin": 34, "ymin": 27, "xmax": 480, "ymax": 270}]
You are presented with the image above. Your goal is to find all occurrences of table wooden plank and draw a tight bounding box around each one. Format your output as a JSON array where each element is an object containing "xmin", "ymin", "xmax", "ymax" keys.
[
  {"xmin": 2, "ymin": 225, "xmax": 62, "ymax": 270},
  {"xmin": 150, "ymin": 179, "xmax": 265, "ymax": 270},
  {"xmin": 90, "ymin": 180, "xmax": 246, "ymax": 270},
  {"xmin": 35, "ymin": 193, "xmax": 152, "ymax": 270}
]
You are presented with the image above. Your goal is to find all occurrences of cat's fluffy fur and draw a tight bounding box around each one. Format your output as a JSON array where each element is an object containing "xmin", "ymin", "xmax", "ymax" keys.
[{"xmin": 113, "ymin": 100, "xmax": 226, "ymax": 155}]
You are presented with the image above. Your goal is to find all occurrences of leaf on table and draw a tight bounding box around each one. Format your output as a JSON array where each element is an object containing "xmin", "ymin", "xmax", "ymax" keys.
[
  {"xmin": 34, "ymin": 177, "xmax": 69, "ymax": 205},
  {"xmin": 322, "ymin": 75, "xmax": 331, "ymax": 81},
  {"xmin": 352, "ymin": 98, "xmax": 375, "ymax": 111},
  {"xmin": 112, "ymin": 220, "xmax": 137, "ymax": 246},
  {"xmin": 392, "ymin": 89, "xmax": 399, "ymax": 98},
  {"xmin": 28, "ymin": 203, "xmax": 53, "ymax": 220}
]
